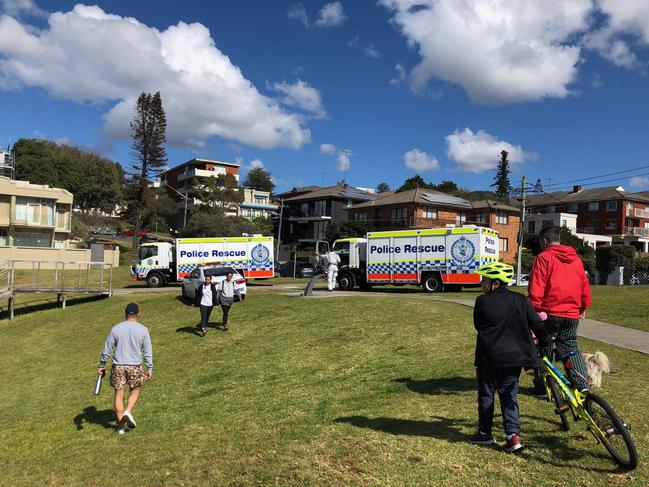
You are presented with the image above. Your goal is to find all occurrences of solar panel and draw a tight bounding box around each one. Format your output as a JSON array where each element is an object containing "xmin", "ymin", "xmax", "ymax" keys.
[
  {"xmin": 420, "ymin": 192, "xmax": 472, "ymax": 207},
  {"xmin": 342, "ymin": 187, "xmax": 376, "ymax": 201}
]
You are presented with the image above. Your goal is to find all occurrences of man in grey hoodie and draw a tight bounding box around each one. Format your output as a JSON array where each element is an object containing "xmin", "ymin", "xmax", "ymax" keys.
[{"xmin": 98, "ymin": 303, "xmax": 153, "ymax": 434}]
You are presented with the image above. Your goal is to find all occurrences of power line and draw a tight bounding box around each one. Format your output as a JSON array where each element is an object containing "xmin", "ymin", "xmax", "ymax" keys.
[
  {"xmin": 533, "ymin": 170, "xmax": 649, "ymax": 193},
  {"xmin": 525, "ymin": 163, "xmax": 649, "ymax": 190}
]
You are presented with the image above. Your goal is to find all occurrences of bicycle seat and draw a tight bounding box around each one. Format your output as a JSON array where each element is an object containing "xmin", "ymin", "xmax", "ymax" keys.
[{"xmin": 555, "ymin": 350, "xmax": 578, "ymax": 362}]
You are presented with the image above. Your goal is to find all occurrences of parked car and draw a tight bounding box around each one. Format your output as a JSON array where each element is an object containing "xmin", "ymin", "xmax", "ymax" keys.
[
  {"xmin": 508, "ymin": 274, "xmax": 529, "ymax": 287},
  {"xmin": 181, "ymin": 265, "xmax": 247, "ymax": 300},
  {"xmin": 279, "ymin": 261, "xmax": 317, "ymax": 278},
  {"xmin": 90, "ymin": 226, "xmax": 117, "ymax": 235},
  {"xmin": 122, "ymin": 228, "xmax": 147, "ymax": 237}
]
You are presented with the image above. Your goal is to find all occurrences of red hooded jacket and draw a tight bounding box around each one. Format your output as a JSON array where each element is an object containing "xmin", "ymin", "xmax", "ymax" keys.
[{"xmin": 528, "ymin": 244, "xmax": 592, "ymax": 319}]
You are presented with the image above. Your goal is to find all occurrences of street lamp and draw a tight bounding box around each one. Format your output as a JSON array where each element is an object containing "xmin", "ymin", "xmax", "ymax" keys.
[{"xmin": 164, "ymin": 184, "xmax": 189, "ymax": 228}]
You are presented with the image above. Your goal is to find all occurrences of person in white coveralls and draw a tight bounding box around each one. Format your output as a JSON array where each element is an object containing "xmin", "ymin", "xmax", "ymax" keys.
[{"xmin": 324, "ymin": 250, "xmax": 341, "ymax": 291}]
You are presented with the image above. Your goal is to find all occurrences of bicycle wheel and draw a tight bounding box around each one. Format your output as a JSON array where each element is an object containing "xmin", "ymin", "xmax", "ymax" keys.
[
  {"xmin": 585, "ymin": 394, "xmax": 638, "ymax": 470},
  {"xmin": 546, "ymin": 374, "xmax": 570, "ymax": 431}
]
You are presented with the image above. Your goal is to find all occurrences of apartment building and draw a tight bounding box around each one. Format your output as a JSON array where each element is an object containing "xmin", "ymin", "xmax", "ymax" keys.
[
  {"xmin": 238, "ymin": 188, "xmax": 278, "ymax": 219},
  {"xmin": 346, "ymin": 188, "xmax": 521, "ymax": 263},
  {"xmin": 527, "ymin": 185, "xmax": 649, "ymax": 252},
  {"xmin": 158, "ymin": 158, "xmax": 240, "ymax": 217},
  {"xmin": 279, "ymin": 184, "xmax": 378, "ymax": 243},
  {"xmin": 0, "ymin": 176, "xmax": 73, "ymax": 248}
]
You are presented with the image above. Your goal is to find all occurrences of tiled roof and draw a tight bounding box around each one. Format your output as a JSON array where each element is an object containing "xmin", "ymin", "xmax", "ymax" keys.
[
  {"xmin": 348, "ymin": 188, "xmax": 472, "ymax": 209},
  {"xmin": 283, "ymin": 184, "xmax": 377, "ymax": 202},
  {"xmin": 527, "ymin": 186, "xmax": 649, "ymax": 206}
]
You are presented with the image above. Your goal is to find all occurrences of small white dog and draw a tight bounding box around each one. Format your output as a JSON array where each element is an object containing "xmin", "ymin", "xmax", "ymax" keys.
[{"xmin": 582, "ymin": 352, "xmax": 610, "ymax": 388}]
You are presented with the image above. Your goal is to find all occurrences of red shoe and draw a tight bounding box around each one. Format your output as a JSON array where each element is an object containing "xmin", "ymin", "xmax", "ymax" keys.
[{"xmin": 502, "ymin": 434, "xmax": 524, "ymax": 453}]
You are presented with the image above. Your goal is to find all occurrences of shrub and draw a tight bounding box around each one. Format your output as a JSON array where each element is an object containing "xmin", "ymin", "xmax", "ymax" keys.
[{"xmin": 596, "ymin": 244, "xmax": 636, "ymax": 282}]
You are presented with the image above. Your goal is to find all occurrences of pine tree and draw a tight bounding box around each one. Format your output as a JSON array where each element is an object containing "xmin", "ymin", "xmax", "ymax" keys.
[
  {"xmin": 491, "ymin": 150, "xmax": 512, "ymax": 199},
  {"xmin": 130, "ymin": 92, "xmax": 167, "ymax": 247},
  {"xmin": 534, "ymin": 178, "xmax": 543, "ymax": 194},
  {"xmin": 375, "ymin": 182, "xmax": 391, "ymax": 193},
  {"xmin": 243, "ymin": 166, "xmax": 275, "ymax": 193}
]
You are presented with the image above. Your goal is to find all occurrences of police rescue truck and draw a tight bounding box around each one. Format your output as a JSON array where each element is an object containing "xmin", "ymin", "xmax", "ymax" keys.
[
  {"xmin": 330, "ymin": 226, "xmax": 499, "ymax": 292},
  {"xmin": 132, "ymin": 236, "xmax": 274, "ymax": 287}
]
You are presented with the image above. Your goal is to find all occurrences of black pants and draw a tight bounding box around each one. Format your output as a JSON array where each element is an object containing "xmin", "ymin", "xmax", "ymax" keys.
[
  {"xmin": 477, "ymin": 366, "xmax": 522, "ymax": 436},
  {"xmin": 199, "ymin": 305, "xmax": 213, "ymax": 327},
  {"xmin": 221, "ymin": 305, "xmax": 231, "ymax": 325}
]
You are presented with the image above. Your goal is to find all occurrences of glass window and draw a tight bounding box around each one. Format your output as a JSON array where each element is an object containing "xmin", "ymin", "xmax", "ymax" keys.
[
  {"xmin": 474, "ymin": 213, "xmax": 488, "ymax": 224},
  {"xmin": 314, "ymin": 220, "xmax": 327, "ymax": 240},
  {"xmin": 189, "ymin": 268, "xmax": 201, "ymax": 279},
  {"xmin": 528, "ymin": 220, "xmax": 536, "ymax": 233},
  {"xmin": 301, "ymin": 202, "xmax": 308, "ymax": 215},
  {"xmin": 314, "ymin": 200, "xmax": 327, "ymax": 216},
  {"xmin": 547, "ymin": 206, "xmax": 556, "ymax": 213},
  {"xmin": 499, "ymin": 237, "xmax": 509, "ymax": 252},
  {"xmin": 138, "ymin": 245, "xmax": 158, "ymax": 260},
  {"xmin": 56, "ymin": 209, "xmax": 68, "ymax": 229},
  {"xmin": 496, "ymin": 211, "xmax": 508, "ymax": 225},
  {"xmin": 390, "ymin": 207, "xmax": 405, "ymax": 219},
  {"xmin": 0, "ymin": 228, "xmax": 7, "ymax": 246},
  {"xmin": 587, "ymin": 219, "xmax": 599, "ymax": 229},
  {"xmin": 423, "ymin": 206, "xmax": 437, "ymax": 219},
  {"xmin": 14, "ymin": 231, "xmax": 51, "ymax": 247},
  {"xmin": 588, "ymin": 202, "xmax": 599, "ymax": 211},
  {"xmin": 204, "ymin": 267, "xmax": 236, "ymax": 277},
  {"xmin": 606, "ymin": 201, "xmax": 618, "ymax": 212},
  {"xmin": 353, "ymin": 212, "xmax": 367, "ymax": 221},
  {"xmin": 567, "ymin": 204, "xmax": 578, "ymax": 213},
  {"xmin": 562, "ymin": 219, "xmax": 568, "ymax": 227},
  {"xmin": 605, "ymin": 219, "xmax": 617, "ymax": 230},
  {"xmin": 456, "ymin": 212, "xmax": 467, "ymax": 225},
  {"xmin": 15, "ymin": 199, "xmax": 28, "ymax": 220}
]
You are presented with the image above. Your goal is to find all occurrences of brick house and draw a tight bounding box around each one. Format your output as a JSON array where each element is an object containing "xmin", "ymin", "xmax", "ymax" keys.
[
  {"xmin": 527, "ymin": 185, "xmax": 649, "ymax": 253},
  {"xmin": 346, "ymin": 188, "xmax": 521, "ymax": 264}
]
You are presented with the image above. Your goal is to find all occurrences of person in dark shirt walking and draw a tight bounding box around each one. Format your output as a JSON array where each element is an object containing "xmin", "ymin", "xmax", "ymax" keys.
[
  {"xmin": 218, "ymin": 271, "xmax": 241, "ymax": 331},
  {"xmin": 467, "ymin": 262, "xmax": 548, "ymax": 453}
]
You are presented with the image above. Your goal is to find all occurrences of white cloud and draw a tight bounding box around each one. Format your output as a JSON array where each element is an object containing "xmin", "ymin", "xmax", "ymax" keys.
[
  {"xmin": 380, "ymin": 0, "xmax": 591, "ymax": 105},
  {"xmin": 269, "ymin": 79, "xmax": 326, "ymax": 119},
  {"xmin": 249, "ymin": 158, "xmax": 264, "ymax": 169},
  {"xmin": 287, "ymin": 3, "xmax": 309, "ymax": 27},
  {"xmin": 445, "ymin": 128, "xmax": 533, "ymax": 173},
  {"xmin": 348, "ymin": 36, "xmax": 381, "ymax": 58},
  {"xmin": 336, "ymin": 150, "xmax": 351, "ymax": 171},
  {"xmin": 403, "ymin": 148, "xmax": 439, "ymax": 173},
  {"xmin": 0, "ymin": 5, "xmax": 311, "ymax": 150},
  {"xmin": 320, "ymin": 143, "xmax": 336, "ymax": 154},
  {"xmin": 629, "ymin": 176, "xmax": 649, "ymax": 188},
  {"xmin": 315, "ymin": 2, "xmax": 347, "ymax": 28},
  {"xmin": 0, "ymin": 0, "xmax": 46, "ymax": 17},
  {"xmin": 389, "ymin": 63, "xmax": 407, "ymax": 86}
]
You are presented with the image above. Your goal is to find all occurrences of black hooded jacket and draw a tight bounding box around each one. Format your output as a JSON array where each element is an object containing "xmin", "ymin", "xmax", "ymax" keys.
[{"xmin": 473, "ymin": 286, "xmax": 548, "ymax": 369}]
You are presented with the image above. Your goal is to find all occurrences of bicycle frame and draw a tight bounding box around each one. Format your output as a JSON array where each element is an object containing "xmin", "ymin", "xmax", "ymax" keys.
[{"xmin": 541, "ymin": 356, "xmax": 606, "ymax": 439}]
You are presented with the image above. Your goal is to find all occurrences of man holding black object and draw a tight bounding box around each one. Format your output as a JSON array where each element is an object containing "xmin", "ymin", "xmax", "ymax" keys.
[{"xmin": 98, "ymin": 303, "xmax": 153, "ymax": 435}]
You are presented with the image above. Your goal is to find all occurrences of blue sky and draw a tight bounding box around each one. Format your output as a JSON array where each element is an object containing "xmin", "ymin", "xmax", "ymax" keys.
[{"xmin": 2, "ymin": 0, "xmax": 649, "ymax": 194}]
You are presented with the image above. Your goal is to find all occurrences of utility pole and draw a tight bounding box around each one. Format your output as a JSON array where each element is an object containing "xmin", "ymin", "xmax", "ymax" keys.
[
  {"xmin": 276, "ymin": 198, "xmax": 284, "ymax": 262},
  {"xmin": 516, "ymin": 176, "xmax": 527, "ymax": 286}
]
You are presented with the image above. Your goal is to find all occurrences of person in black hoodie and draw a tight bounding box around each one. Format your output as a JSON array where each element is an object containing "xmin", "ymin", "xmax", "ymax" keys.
[
  {"xmin": 194, "ymin": 275, "xmax": 219, "ymax": 336},
  {"xmin": 467, "ymin": 262, "xmax": 548, "ymax": 453}
]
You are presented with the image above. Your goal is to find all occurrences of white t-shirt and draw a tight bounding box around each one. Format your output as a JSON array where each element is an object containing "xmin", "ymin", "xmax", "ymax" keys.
[{"xmin": 200, "ymin": 284, "xmax": 213, "ymax": 306}]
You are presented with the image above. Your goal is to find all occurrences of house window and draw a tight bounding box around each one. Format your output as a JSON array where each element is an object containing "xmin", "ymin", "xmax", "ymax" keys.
[
  {"xmin": 588, "ymin": 202, "xmax": 599, "ymax": 211},
  {"xmin": 0, "ymin": 228, "xmax": 7, "ymax": 246},
  {"xmin": 474, "ymin": 213, "xmax": 488, "ymax": 224},
  {"xmin": 56, "ymin": 208, "xmax": 68, "ymax": 229},
  {"xmin": 567, "ymin": 204, "xmax": 578, "ymax": 213},
  {"xmin": 423, "ymin": 206, "xmax": 437, "ymax": 219},
  {"xmin": 390, "ymin": 207, "xmax": 405, "ymax": 220},
  {"xmin": 499, "ymin": 237, "xmax": 509, "ymax": 253},
  {"xmin": 547, "ymin": 206, "xmax": 556, "ymax": 213},
  {"xmin": 314, "ymin": 200, "xmax": 326, "ymax": 216},
  {"xmin": 14, "ymin": 231, "xmax": 51, "ymax": 248},
  {"xmin": 313, "ymin": 221, "xmax": 327, "ymax": 240},
  {"xmin": 587, "ymin": 219, "xmax": 599, "ymax": 229},
  {"xmin": 562, "ymin": 219, "xmax": 568, "ymax": 227},
  {"xmin": 301, "ymin": 202, "xmax": 309, "ymax": 215},
  {"xmin": 605, "ymin": 219, "xmax": 617, "ymax": 230},
  {"xmin": 528, "ymin": 220, "xmax": 536, "ymax": 233},
  {"xmin": 353, "ymin": 212, "xmax": 367, "ymax": 221},
  {"xmin": 15, "ymin": 198, "xmax": 55, "ymax": 226},
  {"xmin": 606, "ymin": 201, "xmax": 618, "ymax": 212},
  {"xmin": 456, "ymin": 212, "xmax": 467, "ymax": 225},
  {"xmin": 496, "ymin": 211, "xmax": 508, "ymax": 225},
  {"xmin": 254, "ymin": 196, "xmax": 267, "ymax": 205}
]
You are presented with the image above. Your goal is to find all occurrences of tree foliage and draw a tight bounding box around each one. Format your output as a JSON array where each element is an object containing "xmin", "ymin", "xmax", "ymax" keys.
[
  {"xmin": 243, "ymin": 166, "xmax": 275, "ymax": 194},
  {"xmin": 129, "ymin": 91, "xmax": 167, "ymax": 246},
  {"xmin": 533, "ymin": 178, "xmax": 544, "ymax": 194},
  {"xmin": 375, "ymin": 182, "xmax": 391, "ymax": 193},
  {"xmin": 396, "ymin": 175, "xmax": 436, "ymax": 192},
  {"xmin": 596, "ymin": 245, "xmax": 636, "ymax": 281},
  {"xmin": 181, "ymin": 211, "xmax": 262, "ymax": 238},
  {"xmin": 523, "ymin": 223, "xmax": 595, "ymax": 271},
  {"xmin": 189, "ymin": 174, "xmax": 244, "ymax": 213},
  {"xmin": 491, "ymin": 150, "xmax": 512, "ymax": 199},
  {"xmin": 14, "ymin": 138, "xmax": 124, "ymax": 213},
  {"xmin": 325, "ymin": 220, "xmax": 372, "ymax": 243}
]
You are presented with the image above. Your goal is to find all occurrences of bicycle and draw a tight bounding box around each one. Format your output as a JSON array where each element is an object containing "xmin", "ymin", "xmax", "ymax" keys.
[{"xmin": 541, "ymin": 348, "xmax": 638, "ymax": 470}]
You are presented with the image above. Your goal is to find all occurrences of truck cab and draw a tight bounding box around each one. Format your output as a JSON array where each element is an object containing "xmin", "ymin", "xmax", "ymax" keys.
[
  {"xmin": 331, "ymin": 237, "xmax": 370, "ymax": 290},
  {"xmin": 132, "ymin": 241, "xmax": 176, "ymax": 287}
]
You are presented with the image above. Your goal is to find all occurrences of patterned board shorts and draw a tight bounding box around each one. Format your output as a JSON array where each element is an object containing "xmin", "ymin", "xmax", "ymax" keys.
[{"xmin": 110, "ymin": 364, "xmax": 143, "ymax": 390}]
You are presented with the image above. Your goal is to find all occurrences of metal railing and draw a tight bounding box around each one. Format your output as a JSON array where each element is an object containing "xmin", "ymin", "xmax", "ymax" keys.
[
  {"xmin": 625, "ymin": 226, "xmax": 649, "ymax": 237},
  {"xmin": 626, "ymin": 208, "xmax": 649, "ymax": 219}
]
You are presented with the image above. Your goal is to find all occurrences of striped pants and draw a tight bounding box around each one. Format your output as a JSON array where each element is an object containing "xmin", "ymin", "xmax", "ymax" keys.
[{"xmin": 535, "ymin": 315, "xmax": 590, "ymax": 390}]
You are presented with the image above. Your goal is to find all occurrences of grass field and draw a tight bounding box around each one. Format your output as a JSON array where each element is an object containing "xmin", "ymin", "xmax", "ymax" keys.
[{"xmin": 1, "ymin": 290, "xmax": 647, "ymax": 486}]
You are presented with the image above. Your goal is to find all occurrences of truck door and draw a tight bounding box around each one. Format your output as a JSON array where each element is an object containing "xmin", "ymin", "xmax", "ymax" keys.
[{"xmin": 315, "ymin": 240, "xmax": 329, "ymax": 272}]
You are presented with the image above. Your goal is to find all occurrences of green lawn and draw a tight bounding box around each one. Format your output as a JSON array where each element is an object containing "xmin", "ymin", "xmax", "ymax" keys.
[{"xmin": 1, "ymin": 291, "xmax": 647, "ymax": 486}]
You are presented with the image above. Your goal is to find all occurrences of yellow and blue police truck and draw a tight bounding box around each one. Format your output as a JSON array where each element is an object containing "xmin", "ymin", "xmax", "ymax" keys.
[
  {"xmin": 332, "ymin": 226, "xmax": 499, "ymax": 292},
  {"xmin": 132, "ymin": 236, "xmax": 274, "ymax": 287}
]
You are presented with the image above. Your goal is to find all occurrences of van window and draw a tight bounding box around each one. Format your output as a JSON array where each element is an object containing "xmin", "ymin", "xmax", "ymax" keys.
[{"xmin": 138, "ymin": 245, "xmax": 158, "ymax": 260}]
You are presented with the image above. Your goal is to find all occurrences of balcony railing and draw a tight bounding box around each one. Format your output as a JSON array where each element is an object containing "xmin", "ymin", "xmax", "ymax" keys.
[
  {"xmin": 627, "ymin": 207, "xmax": 649, "ymax": 219},
  {"xmin": 626, "ymin": 226, "xmax": 649, "ymax": 237}
]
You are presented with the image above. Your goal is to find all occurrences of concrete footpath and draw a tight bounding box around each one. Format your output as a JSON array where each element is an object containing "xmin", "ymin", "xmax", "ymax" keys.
[{"xmin": 302, "ymin": 290, "xmax": 649, "ymax": 355}]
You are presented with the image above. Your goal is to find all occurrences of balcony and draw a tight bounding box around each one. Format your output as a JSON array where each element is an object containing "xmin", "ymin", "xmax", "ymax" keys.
[
  {"xmin": 626, "ymin": 226, "xmax": 649, "ymax": 237},
  {"xmin": 287, "ymin": 211, "xmax": 331, "ymax": 222},
  {"xmin": 177, "ymin": 168, "xmax": 238, "ymax": 181},
  {"xmin": 627, "ymin": 207, "xmax": 649, "ymax": 219}
]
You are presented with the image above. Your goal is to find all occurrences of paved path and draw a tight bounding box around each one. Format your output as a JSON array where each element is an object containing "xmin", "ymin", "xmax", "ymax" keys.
[{"xmin": 301, "ymin": 289, "xmax": 649, "ymax": 355}]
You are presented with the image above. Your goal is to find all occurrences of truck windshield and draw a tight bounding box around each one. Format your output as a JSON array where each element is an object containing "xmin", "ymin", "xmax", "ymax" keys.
[{"xmin": 139, "ymin": 246, "xmax": 158, "ymax": 260}]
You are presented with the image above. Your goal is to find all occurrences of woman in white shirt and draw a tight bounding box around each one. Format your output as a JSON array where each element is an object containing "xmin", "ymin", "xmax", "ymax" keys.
[{"xmin": 194, "ymin": 275, "xmax": 218, "ymax": 336}]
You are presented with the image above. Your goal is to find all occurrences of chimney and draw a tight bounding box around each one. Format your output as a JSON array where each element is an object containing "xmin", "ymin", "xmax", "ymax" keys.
[{"xmin": 572, "ymin": 185, "xmax": 582, "ymax": 193}]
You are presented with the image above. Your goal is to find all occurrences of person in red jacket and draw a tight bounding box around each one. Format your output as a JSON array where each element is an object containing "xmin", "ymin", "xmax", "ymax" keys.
[{"xmin": 528, "ymin": 226, "xmax": 592, "ymax": 396}]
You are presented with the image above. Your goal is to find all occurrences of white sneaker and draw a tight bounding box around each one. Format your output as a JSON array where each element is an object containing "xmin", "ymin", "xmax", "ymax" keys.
[
  {"xmin": 116, "ymin": 425, "xmax": 126, "ymax": 435},
  {"xmin": 122, "ymin": 410, "xmax": 136, "ymax": 429}
]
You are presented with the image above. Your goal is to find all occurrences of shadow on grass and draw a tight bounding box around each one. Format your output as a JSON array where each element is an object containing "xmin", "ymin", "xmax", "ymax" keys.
[
  {"xmin": 73, "ymin": 406, "xmax": 114, "ymax": 430},
  {"xmin": 1, "ymin": 294, "xmax": 107, "ymax": 319},
  {"xmin": 176, "ymin": 325, "xmax": 203, "ymax": 336},
  {"xmin": 394, "ymin": 376, "xmax": 476, "ymax": 395},
  {"xmin": 174, "ymin": 296, "xmax": 194, "ymax": 307},
  {"xmin": 334, "ymin": 415, "xmax": 472, "ymax": 443}
]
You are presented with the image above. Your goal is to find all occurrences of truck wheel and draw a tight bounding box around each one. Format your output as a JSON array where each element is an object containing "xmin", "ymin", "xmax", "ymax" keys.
[
  {"xmin": 146, "ymin": 272, "xmax": 165, "ymax": 288},
  {"xmin": 338, "ymin": 273, "xmax": 355, "ymax": 291},
  {"xmin": 422, "ymin": 274, "xmax": 442, "ymax": 293}
]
